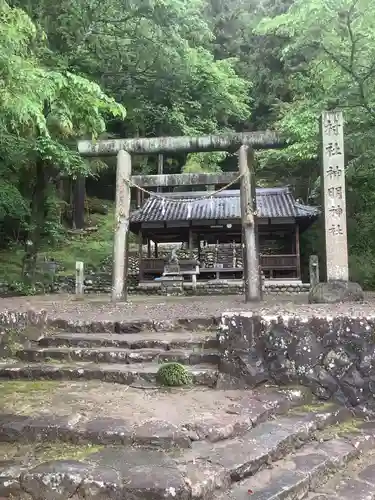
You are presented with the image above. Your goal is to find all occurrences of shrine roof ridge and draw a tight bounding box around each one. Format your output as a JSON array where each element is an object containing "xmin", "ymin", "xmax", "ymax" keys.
[{"xmin": 130, "ymin": 186, "xmax": 320, "ymax": 224}]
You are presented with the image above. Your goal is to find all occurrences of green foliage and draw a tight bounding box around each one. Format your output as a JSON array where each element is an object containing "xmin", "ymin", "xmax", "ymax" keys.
[
  {"xmin": 182, "ymin": 152, "xmax": 227, "ymax": 173},
  {"xmin": 2, "ymin": 0, "xmax": 375, "ymax": 290},
  {"xmin": 16, "ymin": 0, "xmax": 250, "ymax": 136},
  {"xmin": 156, "ymin": 363, "xmax": 192, "ymax": 387},
  {"xmin": 0, "ymin": 180, "xmax": 29, "ymax": 222}
]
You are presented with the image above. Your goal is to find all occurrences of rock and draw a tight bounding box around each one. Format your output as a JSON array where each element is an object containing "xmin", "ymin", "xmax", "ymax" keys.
[
  {"xmin": 83, "ymin": 417, "xmax": 133, "ymax": 445},
  {"xmin": 308, "ymin": 281, "xmax": 364, "ymax": 304},
  {"xmin": 132, "ymin": 419, "xmax": 191, "ymax": 448},
  {"xmin": 21, "ymin": 460, "xmax": 120, "ymax": 500}
]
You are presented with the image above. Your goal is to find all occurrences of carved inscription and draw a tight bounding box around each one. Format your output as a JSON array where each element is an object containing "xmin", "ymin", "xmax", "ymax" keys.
[
  {"xmin": 321, "ymin": 110, "xmax": 348, "ymax": 281},
  {"xmin": 327, "ymin": 186, "xmax": 343, "ymax": 199}
]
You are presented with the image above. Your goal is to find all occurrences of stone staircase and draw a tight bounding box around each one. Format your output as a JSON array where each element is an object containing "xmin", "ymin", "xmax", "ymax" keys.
[
  {"xmin": 0, "ymin": 327, "xmax": 220, "ymax": 386},
  {"xmin": 1, "ymin": 319, "xmax": 375, "ymax": 498},
  {"xmin": 1, "ymin": 391, "xmax": 375, "ymax": 499}
]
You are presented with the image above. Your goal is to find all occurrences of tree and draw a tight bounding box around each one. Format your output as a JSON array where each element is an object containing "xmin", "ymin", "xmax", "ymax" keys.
[
  {"xmin": 14, "ymin": 0, "xmax": 251, "ymax": 140},
  {"xmin": 0, "ymin": 0, "xmax": 125, "ymax": 279},
  {"xmin": 257, "ymin": 0, "xmax": 375, "ymax": 285}
]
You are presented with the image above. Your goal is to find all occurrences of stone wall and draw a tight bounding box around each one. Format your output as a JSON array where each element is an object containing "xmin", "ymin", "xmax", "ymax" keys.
[
  {"xmin": 219, "ymin": 312, "xmax": 375, "ymax": 407},
  {"xmin": 0, "ymin": 276, "xmax": 309, "ymax": 296},
  {"xmin": 138, "ymin": 282, "xmax": 309, "ymax": 296},
  {"xmin": 0, "ymin": 310, "xmax": 47, "ymax": 357}
]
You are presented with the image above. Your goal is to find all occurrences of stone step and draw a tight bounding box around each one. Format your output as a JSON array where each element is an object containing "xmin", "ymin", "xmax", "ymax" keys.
[
  {"xmin": 304, "ymin": 429, "xmax": 375, "ymax": 500},
  {"xmin": 49, "ymin": 316, "xmax": 219, "ymax": 333},
  {"xmin": 216, "ymin": 436, "xmax": 365, "ymax": 500},
  {"xmin": 17, "ymin": 346, "xmax": 220, "ymax": 365},
  {"xmin": 0, "ymin": 388, "xmax": 310, "ymax": 449},
  {"xmin": 182, "ymin": 406, "xmax": 351, "ymax": 485},
  {"xmin": 0, "ymin": 361, "xmax": 218, "ymax": 386},
  {"xmin": 39, "ymin": 331, "xmax": 219, "ymax": 350},
  {"xmin": 215, "ymin": 419, "xmax": 375, "ymax": 500},
  {"xmin": 0, "ymin": 406, "xmax": 363, "ymax": 500}
]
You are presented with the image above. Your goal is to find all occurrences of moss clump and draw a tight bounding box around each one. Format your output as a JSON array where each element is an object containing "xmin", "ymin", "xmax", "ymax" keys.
[{"xmin": 156, "ymin": 362, "xmax": 192, "ymax": 387}]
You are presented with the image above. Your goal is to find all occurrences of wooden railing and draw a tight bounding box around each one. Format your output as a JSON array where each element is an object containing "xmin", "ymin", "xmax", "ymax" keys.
[
  {"xmin": 260, "ymin": 254, "xmax": 298, "ymax": 269},
  {"xmin": 139, "ymin": 254, "xmax": 299, "ymax": 280}
]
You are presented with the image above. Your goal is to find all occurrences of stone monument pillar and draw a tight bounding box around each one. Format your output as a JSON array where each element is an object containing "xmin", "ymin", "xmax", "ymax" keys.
[
  {"xmin": 308, "ymin": 110, "xmax": 363, "ymax": 303},
  {"xmin": 321, "ymin": 110, "xmax": 348, "ymax": 281}
]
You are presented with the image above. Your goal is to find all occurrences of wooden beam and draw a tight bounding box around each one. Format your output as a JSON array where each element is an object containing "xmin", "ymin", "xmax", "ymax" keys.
[
  {"xmin": 131, "ymin": 172, "xmax": 238, "ymax": 188},
  {"xmin": 78, "ymin": 131, "xmax": 283, "ymax": 157}
]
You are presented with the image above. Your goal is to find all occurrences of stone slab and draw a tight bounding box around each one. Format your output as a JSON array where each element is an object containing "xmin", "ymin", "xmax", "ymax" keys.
[
  {"xmin": 38, "ymin": 331, "xmax": 219, "ymax": 350},
  {"xmin": 214, "ymin": 436, "xmax": 359, "ymax": 500},
  {"xmin": 185, "ymin": 409, "xmax": 347, "ymax": 482},
  {"xmin": 326, "ymin": 478, "xmax": 374, "ymax": 500},
  {"xmin": 18, "ymin": 346, "xmax": 220, "ymax": 366},
  {"xmin": 0, "ymin": 362, "xmax": 219, "ymax": 387},
  {"xmin": 0, "ymin": 421, "xmax": 369, "ymax": 500},
  {"xmin": 49, "ymin": 316, "xmax": 220, "ymax": 333},
  {"xmin": 0, "ymin": 387, "xmax": 312, "ymax": 448}
]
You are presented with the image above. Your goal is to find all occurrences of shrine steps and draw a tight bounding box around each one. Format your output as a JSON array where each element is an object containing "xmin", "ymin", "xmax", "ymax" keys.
[
  {"xmin": 0, "ymin": 329, "xmax": 220, "ymax": 386},
  {"xmin": 1, "ymin": 400, "xmax": 375, "ymax": 499},
  {"xmin": 0, "ymin": 361, "xmax": 218, "ymax": 386}
]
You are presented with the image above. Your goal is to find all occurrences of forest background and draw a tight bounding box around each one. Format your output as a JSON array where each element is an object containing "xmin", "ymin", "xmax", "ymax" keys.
[{"xmin": 1, "ymin": 0, "xmax": 374, "ymax": 290}]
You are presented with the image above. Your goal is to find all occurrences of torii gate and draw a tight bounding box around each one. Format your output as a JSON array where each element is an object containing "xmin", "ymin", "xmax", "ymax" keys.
[{"xmin": 78, "ymin": 131, "xmax": 283, "ymax": 302}]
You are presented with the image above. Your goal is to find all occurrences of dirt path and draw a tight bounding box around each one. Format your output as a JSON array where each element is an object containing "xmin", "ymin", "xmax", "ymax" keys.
[{"xmin": 1, "ymin": 293, "xmax": 375, "ymax": 322}]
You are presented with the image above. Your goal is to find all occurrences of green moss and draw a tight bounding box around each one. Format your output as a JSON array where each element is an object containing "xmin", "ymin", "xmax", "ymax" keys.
[
  {"xmin": 1, "ymin": 328, "xmax": 23, "ymax": 357},
  {"xmin": 0, "ymin": 380, "xmax": 60, "ymax": 396},
  {"xmin": 36, "ymin": 442, "xmax": 103, "ymax": 461},
  {"xmin": 0, "ymin": 441, "xmax": 103, "ymax": 463},
  {"xmin": 330, "ymin": 418, "xmax": 361, "ymax": 435},
  {"xmin": 318, "ymin": 418, "xmax": 362, "ymax": 441},
  {"xmin": 156, "ymin": 362, "xmax": 192, "ymax": 387},
  {"xmin": 290, "ymin": 402, "xmax": 336, "ymax": 414}
]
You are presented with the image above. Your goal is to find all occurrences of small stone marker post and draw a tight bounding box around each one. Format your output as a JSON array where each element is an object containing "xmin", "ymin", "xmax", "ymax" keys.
[
  {"xmin": 309, "ymin": 255, "xmax": 319, "ymax": 288},
  {"xmin": 321, "ymin": 110, "xmax": 348, "ymax": 281},
  {"xmin": 75, "ymin": 261, "xmax": 84, "ymax": 296}
]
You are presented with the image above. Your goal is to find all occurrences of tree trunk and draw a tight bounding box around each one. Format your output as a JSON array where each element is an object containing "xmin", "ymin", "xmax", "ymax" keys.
[
  {"xmin": 22, "ymin": 161, "xmax": 48, "ymax": 282},
  {"xmin": 73, "ymin": 175, "xmax": 86, "ymax": 229}
]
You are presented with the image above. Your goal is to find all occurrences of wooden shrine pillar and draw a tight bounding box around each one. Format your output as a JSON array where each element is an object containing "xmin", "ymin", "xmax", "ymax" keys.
[
  {"xmin": 157, "ymin": 154, "xmax": 163, "ymax": 193},
  {"xmin": 188, "ymin": 225, "xmax": 194, "ymax": 258},
  {"xmin": 136, "ymin": 188, "xmax": 141, "ymax": 208},
  {"xmin": 138, "ymin": 229, "xmax": 143, "ymax": 281},
  {"xmin": 295, "ymin": 224, "xmax": 301, "ymax": 279}
]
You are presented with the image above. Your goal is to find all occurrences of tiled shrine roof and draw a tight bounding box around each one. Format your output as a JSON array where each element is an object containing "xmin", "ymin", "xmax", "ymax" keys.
[{"xmin": 130, "ymin": 187, "xmax": 320, "ymax": 223}]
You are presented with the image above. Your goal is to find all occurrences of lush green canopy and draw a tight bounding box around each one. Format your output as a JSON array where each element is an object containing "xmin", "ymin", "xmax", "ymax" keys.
[{"xmin": 2, "ymin": 0, "xmax": 375, "ymax": 287}]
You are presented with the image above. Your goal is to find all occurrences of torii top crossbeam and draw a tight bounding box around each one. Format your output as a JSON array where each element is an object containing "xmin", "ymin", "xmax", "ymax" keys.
[{"xmin": 77, "ymin": 131, "xmax": 283, "ymax": 156}]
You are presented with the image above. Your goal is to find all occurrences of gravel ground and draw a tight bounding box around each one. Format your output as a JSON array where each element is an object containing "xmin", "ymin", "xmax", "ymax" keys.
[{"xmin": 1, "ymin": 293, "xmax": 375, "ymax": 321}]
